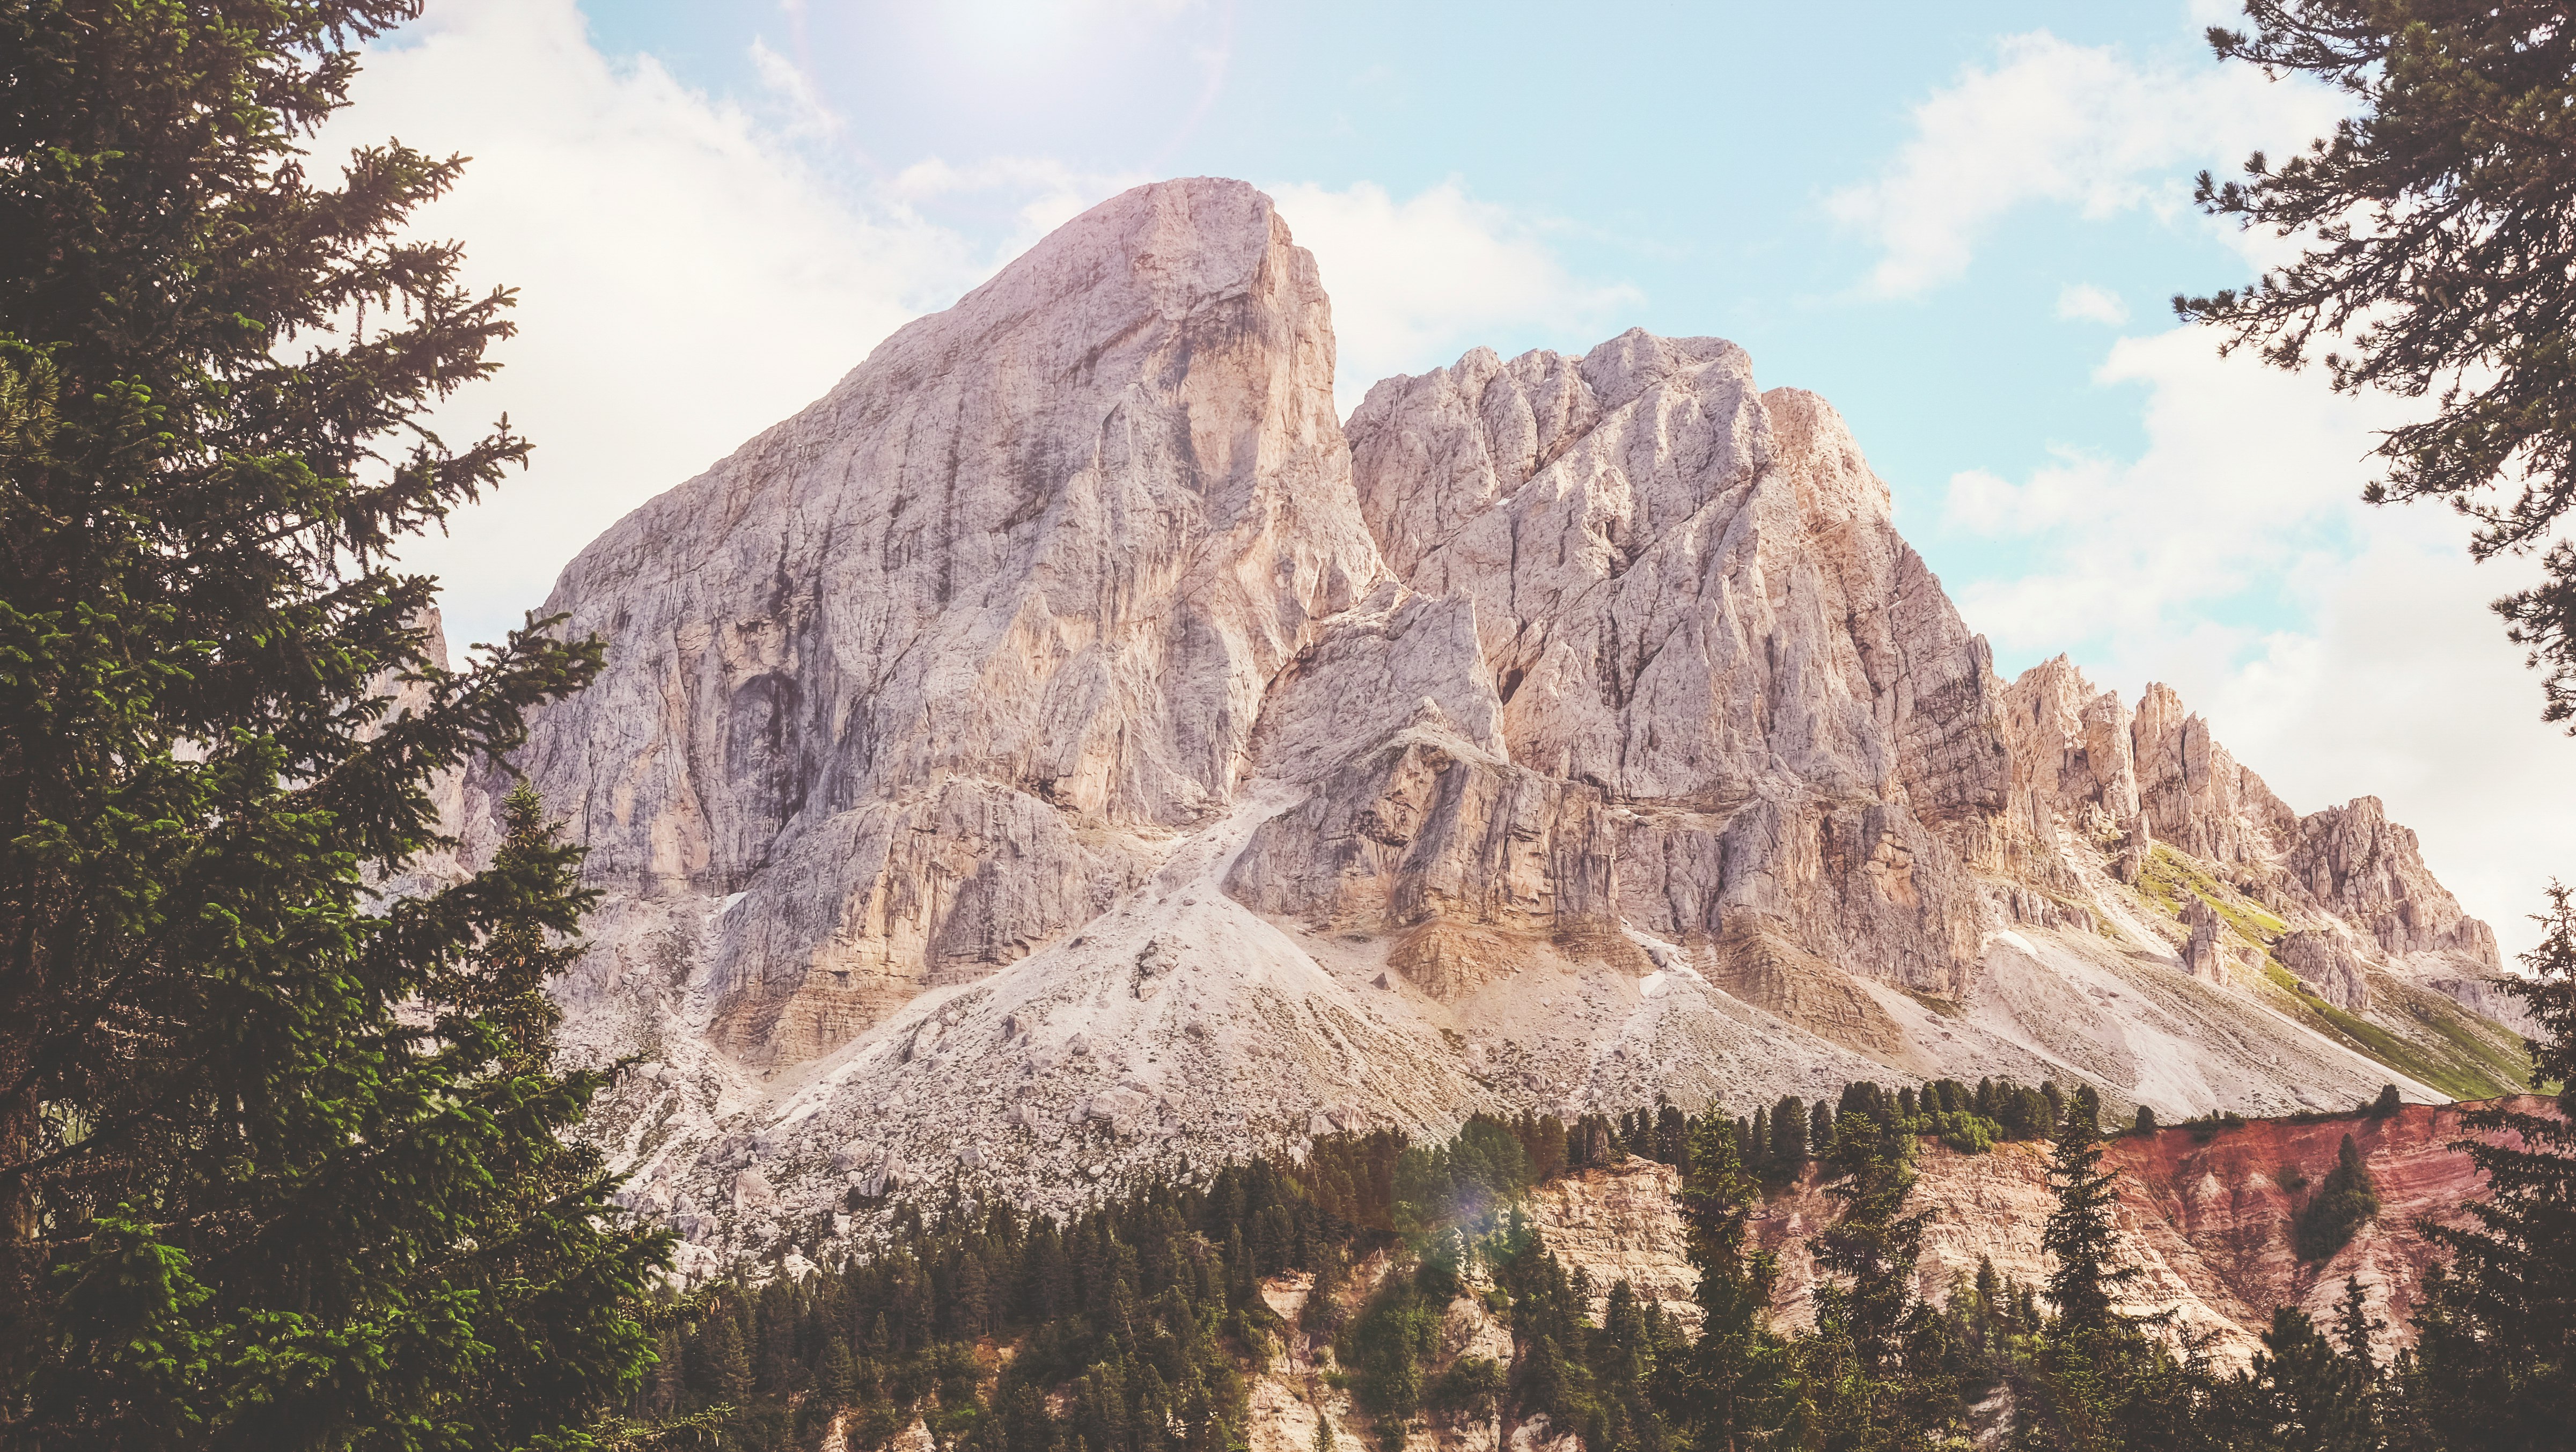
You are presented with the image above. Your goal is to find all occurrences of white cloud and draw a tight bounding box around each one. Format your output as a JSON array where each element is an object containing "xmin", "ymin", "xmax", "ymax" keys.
[
  {"xmin": 1265, "ymin": 180, "xmax": 1643, "ymax": 416},
  {"xmin": 319, "ymin": 8, "xmax": 1633, "ymax": 649},
  {"xmin": 747, "ymin": 36, "xmax": 839, "ymax": 139},
  {"xmin": 1943, "ymin": 325, "xmax": 2576, "ymax": 955},
  {"xmin": 2055, "ymin": 282, "xmax": 2130, "ymax": 325},
  {"xmin": 1830, "ymin": 31, "xmax": 2344, "ymax": 296},
  {"xmin": 318, "ymin": 0, "xmax": 984, "ymax": 652}
]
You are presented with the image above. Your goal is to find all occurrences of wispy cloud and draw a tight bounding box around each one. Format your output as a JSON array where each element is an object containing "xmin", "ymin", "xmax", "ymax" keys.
[
  {"xmin": 326, "ymin": 0, "xmax": 982, "ymax": 651},
  {"xmin": 747, "ymin": 36, "xmax": 838, "ymax": 139},
  {"xmin": 327, "ymin": 1, "xmax": 1643, "ymax": 646},
  {"xmin": 2054, "ymin": 282, "xmax": 2130, "ymax": 325},
  {"xmin": 1942, "ymin": 322, "xmax": 2576, "ymax": 952},
  {"xmin": 1829, "ymin": 32, "xmax": 2343, "ymax": 297},
  {"xmin": 1267, "ymin": 179, "xmax": 1642, "ymax": 416}
]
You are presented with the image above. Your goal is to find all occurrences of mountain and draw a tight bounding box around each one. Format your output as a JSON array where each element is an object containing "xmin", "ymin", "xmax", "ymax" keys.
[{"xmin": 460, "ymin": 177, "xmax": 2527, "ymax": 1275}]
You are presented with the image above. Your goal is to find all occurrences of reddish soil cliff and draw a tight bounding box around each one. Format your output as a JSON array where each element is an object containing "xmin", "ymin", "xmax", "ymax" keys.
[{"xmin": 1526, "ymin": 1097, "xmax": 2557, "ymax": 1368}]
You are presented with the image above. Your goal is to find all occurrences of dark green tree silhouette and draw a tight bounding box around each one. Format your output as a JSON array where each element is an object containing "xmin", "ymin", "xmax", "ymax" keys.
[
  {"xmin": 2293, "ymin": 1135, "xmax": 2381, "ymax": 1264},
  {"xmin": 0, "ymin": 3, "xmax": 665, "ymax": 1445},
  {"xmin": 1787, "ymin": 1108, "xmax": 1951, "ymax": 1449},
  {"xmin": 1655, "ymin": 1110, "xmax": 1783, "ymax": 1448},
  {"xmin": 2186, "ymin": 2, "xmax": 2576, "ymax": 723},
  {"xmin": 2403, "ymin": 883, "xmax": 2576, "ymax": 1450},
  {"xmin": 2239, "ymin": 1297, "xmax": 2381, "ymax": 1452},
  {"xmin": 2043, "ymin": 1087, "xmax": 2134, "ymax": 1335}
]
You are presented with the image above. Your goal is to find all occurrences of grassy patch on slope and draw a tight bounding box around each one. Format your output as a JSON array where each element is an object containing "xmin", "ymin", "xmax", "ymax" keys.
[
  {"xmin": 2255, "ymin": 960, "xmax": 2526, "ymax": 1101},
  {"xmin": 2137, "ymin": 846, "xmax": 2289, "ymax": 943},
  {"xmin": 2133, "ymin": 845, "xmax": 2526, "ymax": 1100}
]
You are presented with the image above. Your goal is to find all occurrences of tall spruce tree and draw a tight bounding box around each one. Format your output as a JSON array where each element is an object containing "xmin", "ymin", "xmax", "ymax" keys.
[
  {"xmin": 1793, "ymin": 1108, "xmax": 1949, "ymax": 1450},
  {"xmin": 2240, "ymin": 1302, "xmax": 2381, "ymax": 1452},
  {"xmin": 2185, "ymin": 2, "xmax": 2576, "ymax": 722},
  {"xmin": 2401, "ymin": 884, "xmax": 2576, "ymax": 1451},
  {"xmin": 2042, "ymin": 1087, "xmax": 2131, "ymax": 1336},
  {"xmin": 1655, "ymin": 1110, "xmax": 1782, "ymax": 1448},
  {"xmin": 0, "ymin": 3, "xmax": 666, "ymax": 1447}
]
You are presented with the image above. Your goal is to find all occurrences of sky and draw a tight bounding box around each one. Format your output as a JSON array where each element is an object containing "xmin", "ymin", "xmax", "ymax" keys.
[{"xmin": 325, "ymin": 0, "xmax": 2576, "ymax": 956}]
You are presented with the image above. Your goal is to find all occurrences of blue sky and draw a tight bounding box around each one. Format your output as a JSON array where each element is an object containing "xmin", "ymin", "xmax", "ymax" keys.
[
  {"xmin": 586, "ymin": 2, "xmax": 2244, "ymax": 533},
  {"xmin": 333, "ymin": 0, "xmax": 2576, "ymax": 949}
]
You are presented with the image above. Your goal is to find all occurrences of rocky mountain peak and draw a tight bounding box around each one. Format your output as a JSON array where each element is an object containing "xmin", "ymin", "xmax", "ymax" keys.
[
  {"xmin": 490, "ymin": 178, "xmax": 1385, "ymax": 1063},
  {"xmin": 473, "ymin": 180, "xmax": 2531, "ymax": 1273}
]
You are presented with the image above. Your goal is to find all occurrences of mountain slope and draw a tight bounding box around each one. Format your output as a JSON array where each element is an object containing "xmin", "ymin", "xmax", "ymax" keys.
[{"xmin": 467, "ymin": 178, "xmax": 2528, "ymax": 1271}]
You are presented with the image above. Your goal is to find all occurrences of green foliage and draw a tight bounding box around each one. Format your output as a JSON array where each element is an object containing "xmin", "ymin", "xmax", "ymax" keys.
[
  {"xmin": 731, "ymin": 1070, "xmax": 2575, "ymax": 1452},
  {"xmin": 1780, "ymin": 1108, "xmax": 1954, "ymax": 1449},
  {"xmin": 2225, "ymin": 1285, "xmax": 2383, "ymax": 1452},
  {"xmin": 1653, "ymin": 1106, "xmax": 1786, "ymax": 1448},
  {"xmin": 2402, "ymin": 880, "xmax": 2576, "ymax": 1448},
  {"xmin": 1421, "ymin": 1354, "xmax": 1503, "ymax": 1426},
  {"xmin": 2043, "ymin": 1088, "xmax": 2134, "ymax": 1336},
  {"xmin": 0, "ymin": 4, "xmax": 666, "ymax": 1446},
  {"xmin": 2293, "ymin": 1136, "xmax": 2381, "ymax": 1264},
  {"xmin": 1340, "ymin": 1270, "xmax": 1443, "ymax": 1429},
  {"xmin": 2189, "ymin": 1, "xmax": 2576, "ymax": 724},
  {"xmin": 2370, "ymin": 1084, "xmax": 2403, "ymax": 1120}
]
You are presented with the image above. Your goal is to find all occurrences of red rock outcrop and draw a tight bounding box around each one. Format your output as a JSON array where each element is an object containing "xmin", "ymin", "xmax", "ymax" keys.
[{"xmin": 1523, "ymin": 1098, "xmax": 2557, "ymax": 1369}]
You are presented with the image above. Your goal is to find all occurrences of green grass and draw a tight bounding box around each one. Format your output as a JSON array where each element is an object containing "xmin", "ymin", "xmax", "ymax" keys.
[
  {"xmin": 2137, "ymin": 846, "xmax": 2288, "ymax": 944},
  {"xmin": 2127, "ymin": 850, "xmax": 2532, "ymax": 1101},
  {"xmin": 2254, "ymin": 959, "xmax": 2523, "ymax": 1101},
  {"xmin": 2398, "ymin": 988, "xmax": 2534, "ymax": 1097}
]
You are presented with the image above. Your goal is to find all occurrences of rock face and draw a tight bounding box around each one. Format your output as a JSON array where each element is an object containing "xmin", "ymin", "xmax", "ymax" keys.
[
  {"xmin": 481, "ymin": 178, "xmax": 2530, "ymax": 1271},
  {"xmin": 491, "ymin": 178, "xmax": 1375, "ymax": 1064},
  {"xmin": 1336, "ymin": 341, "xmax": 2004, "ymax": 1004},
  {"xmin": 1997, "ymin": 659, "xmax": 2525, "ymax": 1036},
  {"xmin": 1524, "ymin": 1098, "xmax": 2556, "ymax": 1369}
]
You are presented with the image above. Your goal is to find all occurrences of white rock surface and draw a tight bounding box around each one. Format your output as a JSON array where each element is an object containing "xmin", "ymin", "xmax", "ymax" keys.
[{"xmin": 460, "ymin": 178, "xmax": 2529, "ymax": 1269}]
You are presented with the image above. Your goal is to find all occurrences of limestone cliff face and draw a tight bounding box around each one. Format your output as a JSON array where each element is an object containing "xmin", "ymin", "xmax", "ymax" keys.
[
  {"xmin": 1337, "ymin": 343, "xmax": 2007, "ymax": 1004},
  {"xmin": 488, "ymin": 178, "xmax": 1379, "ymax": 1061},
  {"xmin": 1994, "ymin": 658, "xmax": 2518, "ymax": 1030},
  {"xmin": 485, "ymin": 179, "xmax": 2530, "ymax": 1271}
]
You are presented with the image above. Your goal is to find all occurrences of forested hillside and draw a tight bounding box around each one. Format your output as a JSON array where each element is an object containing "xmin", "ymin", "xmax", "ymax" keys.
[{"xmin": 635, "ymin": 1079, "xmax": 2430, "ymax": 1450}]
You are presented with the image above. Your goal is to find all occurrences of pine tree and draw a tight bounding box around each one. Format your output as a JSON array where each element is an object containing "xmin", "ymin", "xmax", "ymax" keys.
[
  {"xmin": 2188, "ymin": 2, "xmax": 2576, "ymax": 720},
  {"xmin": 2042, "ymin": 1087, "xmax": 2133, "ymax": 1334},
  {"xmin": 1768, "ymin": 1095, "xmax": 1808, "ymax": 1180},
  {"xmin": 1655, "ymin": 1111, "xmax": 1782, "ymax": 1447},
  {"xmin": 2244, "ymin": 1303, "xmax": 2379, "ymax": 1452},
  {"xmin": 2403, "ymin": 882, "xmax": 2576, "ymax": 1450},
  {"xmin": 0, "ymin": 5, "xmax": 666, "ymax": 1445},
  {"xmin": 1797, "ymin": 1106, "xmax": 1947, "ymax": 1447},
  {"xmin": 2294, "ymin": 1134, "xmax": 2381, "ymax": 1264}
]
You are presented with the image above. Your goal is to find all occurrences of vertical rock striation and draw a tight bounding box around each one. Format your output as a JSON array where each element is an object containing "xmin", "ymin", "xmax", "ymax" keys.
[
  {"xmin": 1334, "ymin": 338, "xmax": 2009, "ymax": 1006},
  {"xmin": 487, "ymin": 179, "xmax": 1382, "ymax": 1062}
]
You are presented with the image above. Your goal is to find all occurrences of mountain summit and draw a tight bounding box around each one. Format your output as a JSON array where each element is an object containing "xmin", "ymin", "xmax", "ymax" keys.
[{"xmin": 464, "ymin": 178, "xmax": 2524, "ymax": 1272}]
